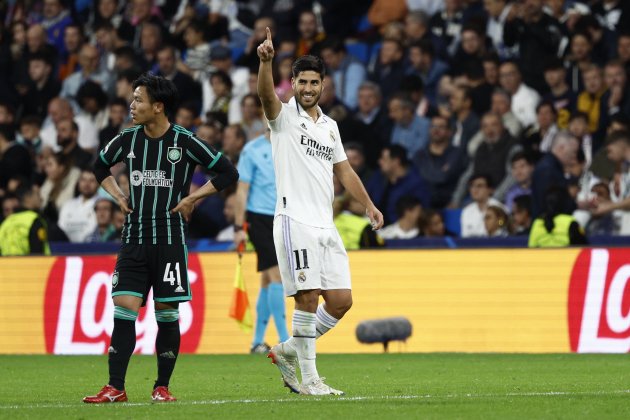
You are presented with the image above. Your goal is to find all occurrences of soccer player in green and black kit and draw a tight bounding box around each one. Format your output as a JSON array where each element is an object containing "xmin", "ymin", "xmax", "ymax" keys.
[{"xmin": 84, "ymin": 74, "xmax": 238, "ymax": 403}]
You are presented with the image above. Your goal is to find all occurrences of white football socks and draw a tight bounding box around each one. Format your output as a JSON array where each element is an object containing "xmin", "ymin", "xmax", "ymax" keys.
[
  {"xmin": 291, "ymin": 310, "xmax": 318, "ymax": 385},
  {"xmin": 315, "ymin": 303, "xmax": 339, "ymax": 338}
]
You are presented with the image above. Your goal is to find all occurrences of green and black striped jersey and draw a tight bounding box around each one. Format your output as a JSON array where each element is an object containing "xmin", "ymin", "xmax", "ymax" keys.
[{"xmin": 98, "ymin": 124, "xmax": 222, "ymax": 245}]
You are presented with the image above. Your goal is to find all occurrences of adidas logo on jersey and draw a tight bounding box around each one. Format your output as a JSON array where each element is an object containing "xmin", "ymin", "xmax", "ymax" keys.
[
  {"xmin": 127, "ymin": 151, "xmax": 136, "ymax": 159},
  {"xmin": 300, "ymin": 123, "xmax": 307, "ymax": 130}
]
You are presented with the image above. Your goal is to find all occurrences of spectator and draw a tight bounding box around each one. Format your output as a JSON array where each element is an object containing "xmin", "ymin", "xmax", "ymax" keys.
[
  {"xmin": 568, "ymin": 111, "xmax": 594, "ymax": 166},
  {"xmin": 369, "ymin": 39, "xmax": 406, "ymax": 103},
  {"xmin": 320, "ymin": 37, "xmax": 367, "ymax": 110},
  {"xmin": 351, "ymin": 81, "xmax": 392, "ymax": 169},
  {"xmin": 138, "ymin": 22, "xmax": 162, "ymax": 73},
  {"xmin": 503, "ymin": 0, "xmax": 564, "ymax": 93},
  {"xmin": 528, "ymin": 186, "xmax": 587, "ymax": 247},
  {"xmin": 179, "ymin": 19, "xmax": 211, "ymax": 81},
  {"xmin": 13, "ymin": 25, "xmax": 57, "ymax": 96},
  {"xmin": 404, "ymin": 10, "xmax": 436, "ymax": 48},
  {"xmin": 174, "ymin": 102, "xmax": 199, "ymax": 132},
  {"xmin": 464, "ymin": 60, "xmax": 494, "ymax": 117},
  {"xmin": 585, "ymin": 182, "xmax": 617, "ymax": 236},
  {"xmin": 400, "ymin": 74, "xmax": 438, "ymax": 119},
  {"xmin": 429, "ymin": 0, "xmax": 465, "ymax": 57},
  {"xmin": 490, "ymin": 88, "xmax": 522, "ymax": 139},
  {"xmin": 155, "ymin": 45, "xmax": 202, "ymax": 114},
  {"xmin": 237, "ymin": 17, "xmax": 276, "ymax": 72},
  {"xmin": 207, "ymin": 70, "xmax": 237, "ymax": 127},
  {"xmin": 453, "ymin": 112, "xmax": 521, "ymax": 206},
  {"xmin": 484, "ymin": 204, "xmax": 510, "ymax": 237},
  {"xmin": 593, "ymin": 130, "xmax": 630, "ymax": 234},
  {"xmin": 76, "ymin": 80, "xmax": 110, "ymax": 132},
  {"xmin": 221, "ymin": 124, "xmax": 246, "ymax": 164},
  {"xmin": 202, "ymin": 45, "xmax": 249, "ymax": 121},
  {"xmin": 522, "ymin": 101, "xmax": 559, "ymax": 159},
  {"xmin": 60, "ymin": 44, "xmax": 112, "ymax": 111},
  {"xmin": 448, "ymin": 85, "xmax": 480, "ymax": 150},
  {"xmin": 0, "ymin": 184, "xmax": 50, "ymax": 256},
  {"xmin": 406, "ymin": 39, "xmax": 449, "ymax": 105},
  {"xmin": 239, "ymin": 94, "xmax": 266, "ymax": 141},
  {"xmin": 484, "ymin": 0, "xmax": 517, "ymax": 59},
  {"xmin": 1, "ymin": 193, "xmax": 20, "ymax": 223},
  {"xmin": 39, "ymin": 0, "xmax": 73, "ymax": 54},
  {"xmin": 40, "ymin": 152, "xmax": 80, "ymax": 228},
  {"xmin": 57, "ymin": 169, "xmax": 99, "ymax": 243},
  {"xmin": 378, "ymin": 195, "xmax": 423, "ymax": 240},
  {"xmin": 195, "ymin": 121, "xmax": 223, "ymax": 149},
  {"xmin": 460, "ymin": 173, "xmax": 505, "ymax": 237},
  {"xmin": 273, "ymin": 52, "xmax": 294, "ymax": 102},
  {"xmin": 543, "ymin": 59, "xmax": 576, "ymax": 130},
  {"xmin": 295, "ymin": 10, "xmax": 325, "ymax": 57},
  {"xmin": 420, "ymin": 208, "xmax": 453, "ymax": 237},
  {"xmin": 344, "ymin": 142, "xmax": 373, "ymax": 185},
  {"xmin": 19, "ymin": 52, "xmax": 61, "ymax": 120},
  {"xmin": 16, "ymin": 115, "xmax": 44, "ymax": 158},
  {"xmin": 577, "ymin": 64, "xmax": 607, "ymax": 143},
  {"xmin": 482, "ymin": 52, "xmax": 501, "ymax": 86},
  {"xmin": 565, "ymin": 31, "xmax": 594, "ymax": 94},
  {"xmin": 499, "ymin": 61, "xmax": 541, "ymax": 129},
  {"xmin": 215, "ymin": 192, "xmax": 237, "ymax": 242},
  {"xmin": 388, "ymin": 93, "xmax": 430, "ymax": 159},
  {"xmin": 531, "ymin": 131, "xmax": 580, "ymax": 217},
  {"xmin": 58, "ymin": 23, "xmax": 85, "ymax": 82},
  {"xmin": 124, "ymin": 0, "xmax": 166, "ymax": 50},
  {"xmin": 98, "ymin": 98, "xmax": 128, "ymax": 150},
  {"xmin": 450, "ymin": 24, "xmax": 488, "ymax": 75},
  {"xmin": 93, "ymin": 21, "xmax": 128, "ymax": 74},
  {"xmin": 0, "ymin": 125, "xmax": 32, "ymax": 193},
  {"xmin": 511, "ymin": 194, "xmax": 533, "ymax": 235},
  {"xmin": 91, "ymin": 0, "xmax": 134, "ymax": 43},
  {"xmin": 366, "ymin": 145, "xmax": 430, "ymax": 225},
  {"xmin": 55, "ymin": 118, "xmax": 94, "ymax": 169},
  {"xmin": 617, "ymin": 32, "xmax": 630, "ymax": 75},
  {"xmin": 414, "ymin": 115, "xmax": 466, "ymax": 208},
  {"xmin": 602, "ymin": 60, "xmax": 630, "ymax": 123},
  {"xmin": 503, "ymin": 152, "xmax": 534, "ymax": 212},
  {"xmin": 85, "ymin": 196, "xmax": 117, "ymax": 242}
]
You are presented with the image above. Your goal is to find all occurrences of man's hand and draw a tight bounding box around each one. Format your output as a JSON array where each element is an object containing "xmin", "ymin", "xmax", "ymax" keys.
[
  {"xmin": 233, "ymin": 230, "xmax": 247, "ymax": 252},
  {"xmin": 366, "ymin": 205, "xmax": 384, "ymax": 230},
  {"xmin": 117, "ymin": 195, "xmax": 133, "ymax": 215},
  {"xmin": 171, "ymin": 196, "xmax": 195, "ymax": 222},
  {"xmin": 257, "ymin": 27, "xmax": 274, "ymax": 62},
  {"xmin": 592, "ymin": 201, "xmax": 616, "ymax": 217}
]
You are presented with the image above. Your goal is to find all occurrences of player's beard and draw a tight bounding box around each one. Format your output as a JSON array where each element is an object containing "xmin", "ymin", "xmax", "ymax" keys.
[{"xmin": 295, "ymin": 90, "xmax": 322, "ymax": 111}]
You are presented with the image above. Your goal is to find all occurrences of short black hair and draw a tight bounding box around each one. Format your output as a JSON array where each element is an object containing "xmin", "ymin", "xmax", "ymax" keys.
[
  {"xmin": 606, "ymin": 130, "xmax": 630, "ymax": 146},
  {"xmin": 210, "ymin": 70, "xmax": 234, "ymax": 90},
  {"xmin": 132, "ymin": 73, "xmax": 179, "ymax": 117},
  {"xmin": 513, "ymin": 194, "xmax": 532, "ymax": 214},
  {"xmin": 292, "ymin": 55, "xmax": 325, "ymax": 79},
  {"xmin": 385, "ymin": 144, "xmax": 409, "ymax": 166},
  {"xmin": 536, "ymin": 100, "xmax": 557, "ymax": 115},
  {"xmin": 510, "ymin": 151, "xmax": 532, "ymax": 165},
  {"xmin": 395, "ymin": 195, "xmax": 421, "ymax": 219},
  {"xmin": 469, "ymin": 173, "xmax": 493, "ymax": 189},
  {"xmin": 320, "ymin": 37, "xmax": 346, "ymax": 54},
  {"xmin": 77, "ymin": 80, "xmax": 108, "ymax": 110}
]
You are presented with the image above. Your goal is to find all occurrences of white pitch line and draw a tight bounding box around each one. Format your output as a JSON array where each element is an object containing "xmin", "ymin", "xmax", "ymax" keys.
[{"xmin": 1, "ymin": 390, "xmax": 629, "ymax": 410}]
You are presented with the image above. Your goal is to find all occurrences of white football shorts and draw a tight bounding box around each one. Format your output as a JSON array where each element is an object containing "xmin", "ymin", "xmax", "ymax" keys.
[{"xmin": 273, "ymin": 214, "xmax": 351, "ymax": 296}]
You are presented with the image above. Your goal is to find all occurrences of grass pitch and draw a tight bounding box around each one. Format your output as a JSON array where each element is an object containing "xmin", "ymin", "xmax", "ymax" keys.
[{"xmin": 1, "ymin": 353, "xmax": 628, "ymax": 419}]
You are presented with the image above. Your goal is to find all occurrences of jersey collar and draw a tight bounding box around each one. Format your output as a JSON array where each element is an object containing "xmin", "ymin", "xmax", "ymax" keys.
[{"xmin": 289, "ymin": 97, "xmax": 327, "ymax": 123}]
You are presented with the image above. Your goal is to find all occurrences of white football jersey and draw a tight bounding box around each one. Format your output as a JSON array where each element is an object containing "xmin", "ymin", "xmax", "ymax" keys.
[{"xmin": 268, "ymin": 97, "xmax": 347, "ymax": 228}]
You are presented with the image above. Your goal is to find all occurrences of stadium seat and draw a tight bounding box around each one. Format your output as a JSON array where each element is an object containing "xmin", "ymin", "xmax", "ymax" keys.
[
  {"xmin": 346, "ymin": 42, "xmax": 370, "ymax": 64},
  {"xmin": 231, "ymin": 46, "xmax": 245, "ymax": 62},
  {"xmin": 443, "ymin": 208, "xmax": 462, "ymax": 237}
]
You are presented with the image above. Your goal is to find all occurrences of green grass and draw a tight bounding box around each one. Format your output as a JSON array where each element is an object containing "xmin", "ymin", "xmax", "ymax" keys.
[{"xmin": 1, "ymin": 354, "xmax": 628, "ymax": 419}]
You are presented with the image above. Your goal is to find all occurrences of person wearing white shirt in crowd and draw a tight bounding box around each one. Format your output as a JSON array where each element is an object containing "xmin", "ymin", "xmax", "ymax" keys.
[
  {"xmin": 202, "ymin": 45, "xmax": 249, "ymax": 122},
  {"xmin": 461, "ymin": 173, "xmax": 506, "ymax": 237},
  {"xmin": 378, "ymin": 195, "xmax": 422, "ymax": 240},
  {"xmin": 40, "ymin": 97, "xmax": 99, "ymax": 152},
  {"xmin": 499, "ymin": 61, "xmax": 541, "ymax": 129},
  {"xmin": 57, "ymin": 169, "xmax": 99, "ymax": 242},
  {"xmin": 215, "ymin": 192, "xmax": 237, "ymax": 242}
]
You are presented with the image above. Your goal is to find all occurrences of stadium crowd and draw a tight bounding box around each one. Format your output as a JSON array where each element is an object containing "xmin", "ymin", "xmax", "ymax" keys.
[{"xmin": 1, "ymin": 0, "xmax": 630, "ymax": 250}]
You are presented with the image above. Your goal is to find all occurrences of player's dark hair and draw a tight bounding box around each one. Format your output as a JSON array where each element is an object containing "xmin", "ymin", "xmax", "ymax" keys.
[
  {"xmin": 292, "ymin": 55, "xmax": 325, "ymax": 79},
  {"xmin": 132, "ymin": 73, "xmax": 179, "ymax": 117}
]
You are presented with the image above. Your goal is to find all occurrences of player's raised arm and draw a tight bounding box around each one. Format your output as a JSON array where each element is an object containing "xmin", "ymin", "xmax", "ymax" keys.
[{"xmin": 257, "ymin": 27, "xmax": 282, "ymax": 121}]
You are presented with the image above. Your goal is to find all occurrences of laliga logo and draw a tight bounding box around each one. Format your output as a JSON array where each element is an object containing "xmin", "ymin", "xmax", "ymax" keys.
[
  {"xmin": 44, "ymin": 256, "xmax": 204, "ymax": 354},
  {"xmin": 568, "ymin": 249, "xmax": 630, "ymax": 353}
]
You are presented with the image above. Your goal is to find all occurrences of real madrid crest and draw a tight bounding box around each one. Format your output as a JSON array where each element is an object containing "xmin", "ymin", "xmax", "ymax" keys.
[
  {"xmin": 329, "ymin": 130, "xmax": 336, "ymax": 142},
  {"xmin": 298, "ymin": 271, "xmax": 307, "ymax": 282},
  {"xmin": 167, "ymin": 147, "xmax": 182, "ymax": 164}
]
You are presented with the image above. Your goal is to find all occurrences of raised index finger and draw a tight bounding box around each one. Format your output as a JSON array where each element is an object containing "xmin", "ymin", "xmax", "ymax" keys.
[{"xmin": 266, "ymin": 27, "xmax": 272, "ymax": 42}]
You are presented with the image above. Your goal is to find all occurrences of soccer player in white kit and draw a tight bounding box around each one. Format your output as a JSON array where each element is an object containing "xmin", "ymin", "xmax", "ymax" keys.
[{"xmin": 257, "ymin": 28, "xmax": 384, "ymax": 395}]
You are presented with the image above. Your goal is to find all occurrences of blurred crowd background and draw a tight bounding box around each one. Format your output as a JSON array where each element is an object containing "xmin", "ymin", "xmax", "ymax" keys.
[{"xmin": 0, "ymin": 0, "xmax": 629, "ymax": 248}]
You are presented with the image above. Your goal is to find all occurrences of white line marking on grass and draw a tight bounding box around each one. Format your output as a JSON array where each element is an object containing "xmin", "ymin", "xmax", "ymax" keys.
[{"xmin": 2, "ymin": 390, "xmax": 629, "ymax": 410}]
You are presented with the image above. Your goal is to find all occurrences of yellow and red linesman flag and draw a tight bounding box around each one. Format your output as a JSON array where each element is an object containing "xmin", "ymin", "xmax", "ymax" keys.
[{"xmin": 229, "ymin": 226, "xmax": 252, "ymax": 332}]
